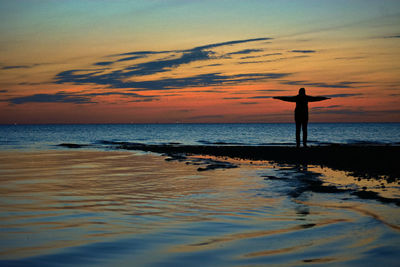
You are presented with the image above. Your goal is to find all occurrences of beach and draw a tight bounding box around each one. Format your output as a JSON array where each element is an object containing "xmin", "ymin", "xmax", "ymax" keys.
[{"xmin": 1, "ymin": 148, "xmax": 399, "ymax": 266}]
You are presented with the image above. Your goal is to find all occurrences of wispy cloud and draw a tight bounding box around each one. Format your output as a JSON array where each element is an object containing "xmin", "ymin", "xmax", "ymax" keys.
[
  {"xmin": 290, "ymin": 50, "xmax": 316, "ymax": 53},
  {"xmin": 112, "ymin": 50, "xmax": 171, "ymax": 57},
  {"xmin": 193, "ymin": 38, "xmax": 272, "ymax": 50},
  {"xmin": 5, "ymin": 91, "xmax": 158, "ymax": 105},
  {"xmin": 322, "ymin": 93, "xmax": 363, "ymax": 98},
  {"xmin": 248, "ymin": 96, "xmax": 273, "ymax": 99},
  {"xmin": 223, "ymin": 97, "xmax": 243, "ymax": 100},
  {"xmin": 93, "ymin": 61, "xmax": 114, "ymax": 66},
  {"xmin": 335, "ymin": 56, "xmax": 365, "ymax": 60},
  {"xmin": 1, "ymin": 63, "xmax": 48, "ymax": 70},
  {"xmin": 1, "ymin": 65, "xmax": 32, "ymax": 70},
  {"xmin": 256, "ymin": 89, "xmax": 287, "ymax": 92},
  {"xmin": 238, "ymin": 55, "xmax": 309, "ymax": 65},
  {"xmin": 188, "ymin": 114, "xmax": 225, "ymax": 120},
  {"xmin": 310, "ymin": 107, "xmax": 400, "ymax": 116},
  {"xmin": 240, "ymin": 52, "xmax": 283, "ymax": 60},
  {"xmin": 384, "ymin": 35, "xmax": 400, "ymax": 39},
  {"xmin": 195, "ymin": 63, "xmax": 223, "ymax": 69},
  {"xmin": 227, "ymin": 49, "xmax": 264, "ymax": 56},
  {"xmin": 312, "ymin": 105, "xmax": 342, "ymax": 110},
  {"xmin": 280, "ymin": 80, "xmax": 359, "ymax": 88},
  {"xmin": 263, "ymin": 53, "xmax": 283, "ymax": 57},
  {"xmin": 55, "ymin": 37, "xmax": 282, "ymax": 91},
  {"xmin": 240, "ymin": 101, "xmax": 258, "ymax": 105},
  {"xmin": 1, "ymin": 64, "xmax": 42, "ymax": 70},
  {"xmin": 6, "ymin": 92, "xmax": 93, "ymax": 104},
  {"xmin": 116, "ymin": 55, "xmax": 147, "ymax": 62},
  {"xmin": 56, "ymin": 69, "xmax": 291, "ymax": 91},
  {"xmin": 312, "ymin": 108, "xmax": 366, "ymax": 115}
]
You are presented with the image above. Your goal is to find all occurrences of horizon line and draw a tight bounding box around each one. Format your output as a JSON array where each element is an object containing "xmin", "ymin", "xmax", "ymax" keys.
[{"xmin": 1, "ymin": 121, "xmax": 399, "ymax": 126}]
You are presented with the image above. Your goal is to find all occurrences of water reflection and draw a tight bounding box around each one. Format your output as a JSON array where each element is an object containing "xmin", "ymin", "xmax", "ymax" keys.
[{"xmin": 0, "ymin": 150, "xmax": 399, "ymax": 266}]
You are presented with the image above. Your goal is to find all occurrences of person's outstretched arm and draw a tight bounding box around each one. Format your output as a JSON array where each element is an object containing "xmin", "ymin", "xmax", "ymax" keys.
[
  {"xmin": 306, "ymin": 96, "xmax": 330, "ymax": 102},
  {"xmin": 273, "ymin": 96, "xmax": 297, "ymax": 102}
]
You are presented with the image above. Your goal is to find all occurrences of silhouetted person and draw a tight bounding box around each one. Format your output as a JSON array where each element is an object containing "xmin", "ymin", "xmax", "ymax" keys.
[{"xmin": 273, "ymin": 88, "xmax": 329, "ymax": 148}]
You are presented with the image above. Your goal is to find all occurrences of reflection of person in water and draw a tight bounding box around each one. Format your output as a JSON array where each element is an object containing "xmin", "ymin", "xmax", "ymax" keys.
[{"xmin": 273, "ymin": 88, "xmax": 330, "ymax": 148}]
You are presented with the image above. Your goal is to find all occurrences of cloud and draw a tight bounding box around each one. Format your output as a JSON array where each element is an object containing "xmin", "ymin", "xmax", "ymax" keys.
[
  {"xmin": 256, "ymin": 89, "xmax": 287, "ymax": 92},
  {"xmin": 310, "ymin": 107, "xmax": 400, "ymax": 116},
  {"xmin": 280, "ymin": 80, "xmax": 359, "ymax": 88},
  {"xmin": 5, "ymin": 91, "xmax": 158, "ymax": 105},
  {"xmin": 312, "ymin": 105, "xmax": 342, "ymax": 110},
  {"xmin": 93, "ymin": 61, "xmax": 114, "ymax": 66},
  {"xmin": 1, "ymin": 65, "xmax": 32, "ymax": 70},
  {"xmin": 311, "ymin": 105, "xmax": 400, "ymax": 117},
  {"xmin": 193, "ymin": 38, "xmax": 272, "ymax": 50},
  {"xmin": 263, "ymin": 53, "xmax": 283, "ymax": 57},
  {"xmin": 128, "ymin": 98, "xmax": 155, "ymax": 103},
  {"xmin": 1, "ymin": 63, "xmax": 47, "ymax": 70},
  {"xmin": 189, "ymin": 89, "xmax": 226, "ymax": 93},
  {"xmin": 223, "ymin": 97, "xmax": 243, "ymax": 100},
  {"xmin": 312, "ymin": 108, "xmax": 366, "ymax": 115},
  {"xmin": 335, "ymin": 56, "xmax": 365, "ymax": 60},
  {"xmin": 83, "ymin": 91, "xmax": 157, "ymax": 99},
  {"xmin": 205, "ymin": 63, "xmax": 222, "ymax": 67},
  {"xmin": 227, "ymin": 49, "xmax": 264, "ymax": 56},
  {"xmin": 240, "ymin": 52, "xmax": 282, "ymax": 60},
  {"xmin": 247, "ymin": 96, "xmax": 273, "ymax": 99},
  {"xmin": 116, "ymin": 55, "xmax": 147, "ymax": 62},
  {"xmin": 122, "ymin": 49, "xmax": 215, "ymax": 76},
  {"xmin": 240, "ymin": 55, "xmax": 262, "ymax": 60},
  {"xmin": 240, "ymin": 101, "xmax": 258, "ymax": 105},
  {"xmin": 56, "ymin": 70, "xmax": 291, "ymax": 91},
  {"xmin": 0, "ymin": 90, "xmax": 8, "ymax": 93},
  {"xmin": 188, "ymin": 114, "xmax": 225, "ymax": 120},
  {"xmin": 290, "ymin": 50, "xmax": 316, "ymax": 53},
  {"xmin": 384, "ymin": 35, "xmax": 400, "ymax": 39},
  {"xmin": 237, "ymin": 60, "xmax": 266, "ymax": 65},
  {"xmin": 322, "ymin": 93, "xmax": 363, "ymax": 98},
  {"xmin": 55, "ymin": 37, "xmax": 280, "ymax": 91},
  {"xmin": 7, "ymin": 92, "xmax": 93, "ymax": 104},
  {"xmin": 118, "ymin": 38, "xmax": 270, "ymax": 76},
  {"xmin": 112, "ymin": 50, "xmax": 171, "ymax": 57},
  {"xmin": 238, "ymin": 55, "xmax": 309, "ymax": 65},
  {"xmin": 195, "ymin": 63, "xmax": 223, "ymax": 69},
  {"xmin": 310, "ymin": 105, "xmax": 365, "ymax": 116}
]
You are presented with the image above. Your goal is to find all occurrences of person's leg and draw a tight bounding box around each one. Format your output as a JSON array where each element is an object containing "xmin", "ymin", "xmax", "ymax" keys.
[
  {"xmin": 295, "ymin": 120, "xmax": 301, "ymax": 148},
  {"xmin": 302, "ymin": 120, "xmax": 308, "ymax": 147}
]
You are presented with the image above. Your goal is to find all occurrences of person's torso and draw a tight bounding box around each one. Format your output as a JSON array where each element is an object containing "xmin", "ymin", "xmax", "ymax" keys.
[{"xmin": 295, "ymin": 95, "xmax": 308, "ymax": 113}]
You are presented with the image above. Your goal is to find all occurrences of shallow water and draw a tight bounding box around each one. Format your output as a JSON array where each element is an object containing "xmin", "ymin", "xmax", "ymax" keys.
[{"xmin": 0, "ymin": 150, "xmax": 399, "ymax": 266}]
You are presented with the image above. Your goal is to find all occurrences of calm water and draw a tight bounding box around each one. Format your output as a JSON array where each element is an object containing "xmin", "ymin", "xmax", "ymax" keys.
[
  {"xmin": 1, "ymin": 123, "xmax": 400, "ymax": 150},
  {"xmin": 0, "ymin": 150, "xmax": 399, "ymax": 266},
  {"xmin": 0, "ymin": 123, "xmax": 399, "ymax": 266}
]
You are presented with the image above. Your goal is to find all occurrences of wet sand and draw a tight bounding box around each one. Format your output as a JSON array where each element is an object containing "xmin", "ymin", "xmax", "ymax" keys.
[{"xmin": 62, "ymin": 143, "xmax": 399, "ymax": 182}]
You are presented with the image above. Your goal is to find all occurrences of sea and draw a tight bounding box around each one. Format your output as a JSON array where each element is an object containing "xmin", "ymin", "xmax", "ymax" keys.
[
  {"xmin": 1, "ymin": 123, "xmax": 400, "ymax": 150},
  {"xmin": 0, "ymin": 123, "xmax": 399, "ymax": 266}
]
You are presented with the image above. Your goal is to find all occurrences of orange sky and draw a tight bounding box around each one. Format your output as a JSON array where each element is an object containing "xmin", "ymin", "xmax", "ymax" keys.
[{"xmin": 0, "ymin": 0, "xmax": 399, "ymax": 123}]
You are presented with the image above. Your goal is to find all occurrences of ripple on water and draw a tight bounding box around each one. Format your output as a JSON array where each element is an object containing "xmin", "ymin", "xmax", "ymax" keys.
[{"xmin": 0, "ymin": 150, "xmax": 399, "ymax": 266}]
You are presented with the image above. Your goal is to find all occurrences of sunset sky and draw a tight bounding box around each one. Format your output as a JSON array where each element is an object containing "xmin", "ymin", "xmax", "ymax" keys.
[{"xmin": 1, "ymin": 0, "xmax": 399, "ymax": 123}]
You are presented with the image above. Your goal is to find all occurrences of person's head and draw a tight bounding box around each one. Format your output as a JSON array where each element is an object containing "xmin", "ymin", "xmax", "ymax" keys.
[{"xmin": 299, "ymin": 88, "xmax": 306, "ymax": 95}]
